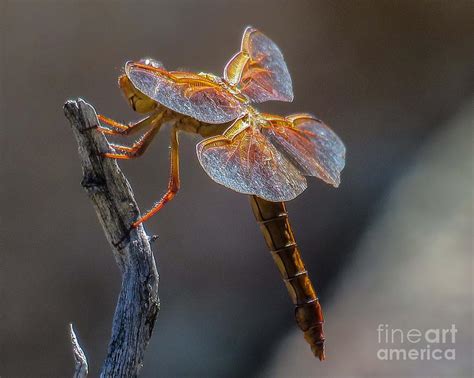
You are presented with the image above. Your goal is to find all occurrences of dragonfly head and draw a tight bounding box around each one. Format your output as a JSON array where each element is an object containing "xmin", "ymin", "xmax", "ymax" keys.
[
  {"xmin": 118, "ymin": 74, "xmax": 157, "ymax": 113},
  {"xmin": 138, "ymin": 57, "xmax": 163, "ymax": 69}
]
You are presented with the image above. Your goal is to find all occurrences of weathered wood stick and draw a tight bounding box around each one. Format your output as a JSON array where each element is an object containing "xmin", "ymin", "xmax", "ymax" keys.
[{"xmin": 64, "ymin": 98, "xmax": 160, "ymax": 377}]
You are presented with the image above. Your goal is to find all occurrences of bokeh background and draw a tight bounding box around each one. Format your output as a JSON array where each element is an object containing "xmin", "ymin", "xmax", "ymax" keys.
[{"xmin": 1, "ymin": 1, "xmax": 473, "ymax": 377}]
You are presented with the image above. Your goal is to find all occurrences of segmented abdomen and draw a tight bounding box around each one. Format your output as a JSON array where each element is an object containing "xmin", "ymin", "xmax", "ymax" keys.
[{"xmin": 249, "ymin": 195, "xmax": 325, "ymax": 360}]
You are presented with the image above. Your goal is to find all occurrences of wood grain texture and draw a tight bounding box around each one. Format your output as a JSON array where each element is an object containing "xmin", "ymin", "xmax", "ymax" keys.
[{"xmin": 64, "ymin": 99, "xmax": 160, "ymax": 377}]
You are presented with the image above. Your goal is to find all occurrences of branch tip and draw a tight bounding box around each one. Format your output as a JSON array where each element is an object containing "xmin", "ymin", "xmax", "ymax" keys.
[{"xmin": 69, "ymin": 323, "xmax": 88, "ymax": 378}]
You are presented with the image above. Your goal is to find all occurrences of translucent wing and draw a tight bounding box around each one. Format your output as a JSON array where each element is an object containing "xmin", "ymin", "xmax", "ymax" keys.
[
  {"xmin": 196, "ymin": 117, "xmax": 307, "ymax": 201},
  {"xmin": 126, "ymin": 61, "xmax": 245, "ymax": 123},
  {"xmin": 262, "ymin": 114, "xmax": 346, "ymax": 187},
  {"xmin": 224, "ymin": 27, "xmax": 293, "ymax": 103}
]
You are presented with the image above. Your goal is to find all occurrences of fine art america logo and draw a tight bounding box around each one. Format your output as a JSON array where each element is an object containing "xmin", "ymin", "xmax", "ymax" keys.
[{"xmin": 377, "ymin": 324, "xmax": 457, "ymax": 361}]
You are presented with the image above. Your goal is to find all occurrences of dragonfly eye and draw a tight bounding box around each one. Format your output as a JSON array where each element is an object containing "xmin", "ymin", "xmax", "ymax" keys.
[{"xmin": 138, "ymin": 58, "xmax": 164, "ymax": 69}]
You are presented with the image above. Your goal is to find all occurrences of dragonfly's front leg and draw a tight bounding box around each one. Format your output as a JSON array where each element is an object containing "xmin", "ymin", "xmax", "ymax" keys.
[
  {"xmin": 132, "ymin": 125, "xmax": 181, "ymax": 227},
  {"xmin": 103, "ymin": 125, "xmax": 161, "ymax": 159},
  {"xmin": 101, "ymin": 111, "xmax": 168, "ymax": 159},
  {"xmin": 97, "ymin": 114, "xmax": 155, "ymax": 136}
]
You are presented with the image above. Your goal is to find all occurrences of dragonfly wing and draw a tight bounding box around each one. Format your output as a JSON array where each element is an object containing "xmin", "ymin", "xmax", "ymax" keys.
[
  {"xmin": 262, "ymin": 114, "xmax": 346, "ymax": 187},
  {"xmin": 224, "ymin": 27, "xmax": 293, "ymax": 103},
  {"xmin": 126, "ymin": 62, "xmax": 244, "ymax": 124},
  {"xmin": 196, "ymin": 117, "xmax": 307, "ymax": 201},
  {"xmin": 223, "ymin": 51, "xmax": 249, "ymax": 87}
]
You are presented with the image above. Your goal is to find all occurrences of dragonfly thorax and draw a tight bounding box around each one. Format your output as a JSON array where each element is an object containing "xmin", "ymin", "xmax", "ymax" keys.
[{"xmin": 236, "ymin": 106, "xmax": 269, "ymax": 132}]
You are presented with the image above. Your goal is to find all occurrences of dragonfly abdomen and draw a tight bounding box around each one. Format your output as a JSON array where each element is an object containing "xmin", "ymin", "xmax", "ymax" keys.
[{"xmin": 249, "ymin": 195, "xmax": 326, "ymax": 360}]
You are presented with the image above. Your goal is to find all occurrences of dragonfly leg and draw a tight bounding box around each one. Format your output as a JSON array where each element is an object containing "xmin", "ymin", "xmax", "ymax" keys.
[
  {"xmin": 132, "ymin": 125, "xmax": 180, "ymax": 227},
  {"xmin": 103, "ymin": 124, "xmax": 161, "ymax": 159},
  {"xmin": 97, "ymin": 114, "xmax": 156, "ymax": 136}
]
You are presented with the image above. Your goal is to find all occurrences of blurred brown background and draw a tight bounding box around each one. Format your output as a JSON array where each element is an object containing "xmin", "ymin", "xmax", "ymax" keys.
[{"xmin": 1, "ymin": 1, "xmax": 473, "ymax": 377}]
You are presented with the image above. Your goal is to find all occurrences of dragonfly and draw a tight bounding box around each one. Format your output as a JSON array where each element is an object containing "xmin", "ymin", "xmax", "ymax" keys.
[{"xmin": 97, "ymin": 26, "xmax": 345, "ymax": 360}]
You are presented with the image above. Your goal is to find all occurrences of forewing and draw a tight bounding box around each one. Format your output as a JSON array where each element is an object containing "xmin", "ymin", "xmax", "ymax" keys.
[
  {"xmin": 226, "ymin": 27, "xmax": 293, "ymax": 103},
  {"xmin": 126, "ymin": 62, "xmax": 244, "ymax": 123},
  {"xmin": 196, "ymin": 117, "xmax": 307, "ymax": 201},
  {"xmin": 262, "ymin": 114, "xmax": 346, "ymax": 187}
]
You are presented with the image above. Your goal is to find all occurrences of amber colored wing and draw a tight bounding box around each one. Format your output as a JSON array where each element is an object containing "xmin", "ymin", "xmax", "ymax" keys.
[
  {"xmin": 262, "ymin": 113, "xmax": 346, "ymax": 187},
  {"xmin": 125, "ymin": 61, "xmax": 245, "ymax": 124},
  {"xmin": 224, "ymin": 27, "xmax": 293, "ymax": 103},
  {"xmin": 196, "ymin": 116, "xmax": 307, "ymax": 201}
]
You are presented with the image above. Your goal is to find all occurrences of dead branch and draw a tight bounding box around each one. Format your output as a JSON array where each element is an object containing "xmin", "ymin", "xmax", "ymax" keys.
[{"xmin": 64, "ymin": 98, "xmax": 160, "ymax": 377}]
